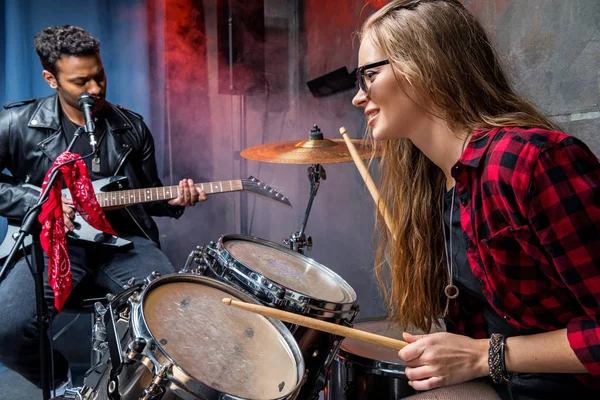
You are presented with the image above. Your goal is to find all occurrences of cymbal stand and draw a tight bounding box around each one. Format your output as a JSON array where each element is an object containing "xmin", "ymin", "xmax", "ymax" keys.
[{"xmin": 284, "ymin": 163, "xmax": 326, "ymax": 254}]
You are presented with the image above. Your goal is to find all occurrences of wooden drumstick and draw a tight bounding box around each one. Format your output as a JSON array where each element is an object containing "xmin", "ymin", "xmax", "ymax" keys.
[
  {"xmin": 222, "ymin": 297, "xmax": 408, "ymax": 350},
  {"xmin": 339, "ymin": 127, "xmax": 396, "ymax": 236}
]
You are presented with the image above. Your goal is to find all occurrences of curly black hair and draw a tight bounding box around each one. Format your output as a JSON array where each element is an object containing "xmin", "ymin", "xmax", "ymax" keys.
[{"xmin": 34, "ymin": 25, "xmax": 100, "ymax": 77}]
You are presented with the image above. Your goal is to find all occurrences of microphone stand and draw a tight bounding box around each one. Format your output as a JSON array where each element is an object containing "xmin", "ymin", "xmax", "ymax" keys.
[{"xmin": 0, "ymin": 127, "xmax": 87, "ymax": 400}]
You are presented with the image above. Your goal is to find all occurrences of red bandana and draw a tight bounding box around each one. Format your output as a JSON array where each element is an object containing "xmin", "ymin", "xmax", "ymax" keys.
[{"xmin": 38, "ymin": 152, "xmax": 116, "ymax": 312}]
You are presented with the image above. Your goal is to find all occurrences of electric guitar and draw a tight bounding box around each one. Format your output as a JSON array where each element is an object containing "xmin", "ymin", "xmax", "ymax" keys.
[{"xmin": 0, "ymin": 175, "xmax": 291, "ymax": 261}]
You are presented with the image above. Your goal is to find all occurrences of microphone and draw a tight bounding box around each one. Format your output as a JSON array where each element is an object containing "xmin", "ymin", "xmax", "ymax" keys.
[{"xmin": 78, "ymin": 92, "xmax": 97, "ymax": 153}]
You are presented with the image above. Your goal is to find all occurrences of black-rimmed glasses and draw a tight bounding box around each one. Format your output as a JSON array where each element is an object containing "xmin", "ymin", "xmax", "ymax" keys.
[{"xmin": 356, "ymin": 60, "xmax": 390, "ymax": 93}]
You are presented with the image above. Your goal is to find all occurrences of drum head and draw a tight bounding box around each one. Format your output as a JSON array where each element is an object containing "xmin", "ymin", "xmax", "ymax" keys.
[
  {"xmin": 143, "ymin": 281, "xmax": 299, "ymax": 399},
  {"xmin": 223, "ymin": 237, "xmax": 355, "ymax": 304},
  {"xmin": 341, "ymin": 319, "xmax": 406, "ymax": 364}
]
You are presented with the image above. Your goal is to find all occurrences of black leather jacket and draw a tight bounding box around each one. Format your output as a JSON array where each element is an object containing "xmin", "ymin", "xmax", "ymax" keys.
[{"xmin": 0, "ymin": 94, "xmax": 183, "ymax": 245}]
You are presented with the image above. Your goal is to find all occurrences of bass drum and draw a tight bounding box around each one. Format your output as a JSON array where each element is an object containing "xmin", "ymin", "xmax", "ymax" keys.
[
  {"xmin": 192, "ymin": 234, "xmax": 359, "ymax": 399},
  {"xmin": 325, "ymin": 318, "xmax": 416, "ymax": 400},
  {"xmin": 71, "ymin": 274, "xmax": 305, "ymax": 400}
]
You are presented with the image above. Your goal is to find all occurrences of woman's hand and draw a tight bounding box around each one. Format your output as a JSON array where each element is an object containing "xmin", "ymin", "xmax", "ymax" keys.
[{"xmin": 398, "ymin": 332, "xmax": 489, "ymax": 391}]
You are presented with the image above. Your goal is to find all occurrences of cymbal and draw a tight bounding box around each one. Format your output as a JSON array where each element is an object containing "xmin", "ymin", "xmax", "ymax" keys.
[{"xmin": 240, "ymin": 138, "xmax": 380, "ymax": 164}]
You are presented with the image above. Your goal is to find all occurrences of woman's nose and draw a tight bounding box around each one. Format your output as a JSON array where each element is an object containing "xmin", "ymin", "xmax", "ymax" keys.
[{"xmin": 352, "ymin": 88, "xmax": 367, "ymax": 107}]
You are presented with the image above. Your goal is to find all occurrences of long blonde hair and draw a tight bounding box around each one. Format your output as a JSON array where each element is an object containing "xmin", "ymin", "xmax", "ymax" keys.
[{"xmin": 363, "ymin": 0, "xmax": 559, "ymax": 332}]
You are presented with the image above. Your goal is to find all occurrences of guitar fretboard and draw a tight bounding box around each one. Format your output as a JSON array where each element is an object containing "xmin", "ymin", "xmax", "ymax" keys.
[{"xmin": 96, "ymin": 180, "xmax": 244, "ymax": 207}]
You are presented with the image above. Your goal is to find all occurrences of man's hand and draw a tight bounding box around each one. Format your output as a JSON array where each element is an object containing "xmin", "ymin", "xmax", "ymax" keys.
[
  {"xmin": 62, "ymin": 197, "xmax": 76, "ymax": 233},
  {"xmin": 168, "ymin": 179, "xmax": 207, "ymax": 207}
]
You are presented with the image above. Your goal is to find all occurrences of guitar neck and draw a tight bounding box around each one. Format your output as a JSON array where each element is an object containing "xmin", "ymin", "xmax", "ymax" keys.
[{"xmin": 95, "ymin": 180, "xmax": 244, "ymax": 208}]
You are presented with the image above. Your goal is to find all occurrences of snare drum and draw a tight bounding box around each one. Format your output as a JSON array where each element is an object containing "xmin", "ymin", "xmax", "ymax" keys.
[
  {"xmin": 194, "ymin": 234, "xmax": 359, "ymax": 399},
  {"xmin": 325, "ymin": 318, "xmax": 415, "ymax": 400},
  {"xmin": 75, "ymin": 274, "xmax": 305, "ymax": 400}
]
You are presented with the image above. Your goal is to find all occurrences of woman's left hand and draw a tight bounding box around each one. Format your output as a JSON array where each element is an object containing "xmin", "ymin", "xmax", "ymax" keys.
[{"xmin": 398, "ymin": 332, "xmax": 489, "ymax": 391}]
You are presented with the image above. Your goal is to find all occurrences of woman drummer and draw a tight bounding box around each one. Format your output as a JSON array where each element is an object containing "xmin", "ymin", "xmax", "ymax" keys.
[{"xmin": 352, "ymin": 1, "xmax": 600, "ymax": 398}]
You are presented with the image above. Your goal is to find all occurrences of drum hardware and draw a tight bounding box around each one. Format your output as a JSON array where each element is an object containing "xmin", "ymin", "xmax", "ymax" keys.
[
  {"xmin": 139, "ymin": 365, "xmax": 168, "ymax": 400},
  {"xmin": 240, "ymin": 124, "xmax": 380, "ymax": 254},
  {"xmin": 100, "ymin": 279, "xmax": 151, "ymax": 400},
  {"xmin": 125, "ymin": 277, "xmax": 136, "ymax": 289},
  {"xmin": 92, "ymin": 302, "xmax": 109, "ymax": 363},
  {"xmin": 180, "ymin": 246, "xmax": 205, "ymax": 275},
  {"xmin": 105, "ymin": 303, "xmax": 125, "ymax": 400},
  {"xmin": 283, "ymin": 125, "xmax": 325, "ymax": 254},
  {"xmin": 143, "ymin": 271, "xmax": 162, "ymax": 286},
  {"xmin": 283, "ymin": 162, "xmax": 324, "ymax": 254}
]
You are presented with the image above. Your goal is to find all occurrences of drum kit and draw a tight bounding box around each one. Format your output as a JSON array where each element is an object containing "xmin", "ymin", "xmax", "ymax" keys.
[{"xmin": 56, "ymin": 126, "xmax": 417, "ymax": 400}]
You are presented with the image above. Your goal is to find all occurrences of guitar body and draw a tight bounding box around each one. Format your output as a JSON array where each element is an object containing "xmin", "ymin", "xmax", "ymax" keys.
[{"xmin": 0, "ymin": 176, "xmax": 134, "ymax": 262}]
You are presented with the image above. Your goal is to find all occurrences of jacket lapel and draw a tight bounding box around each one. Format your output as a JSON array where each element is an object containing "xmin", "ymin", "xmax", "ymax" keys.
[{"xmin": 29, "ymin": 94, "xmax": 67, "ymax": 162}]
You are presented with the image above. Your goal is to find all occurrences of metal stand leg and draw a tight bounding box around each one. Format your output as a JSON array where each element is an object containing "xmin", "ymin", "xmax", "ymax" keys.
[{"xmin": 284, "ymin": 163, "xmax": 325, "ymax": 254}]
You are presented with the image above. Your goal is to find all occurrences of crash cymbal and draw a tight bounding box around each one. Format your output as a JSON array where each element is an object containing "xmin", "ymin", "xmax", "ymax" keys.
[{"xmin": 241, "ymin": 137, "xmax": 380, "ymax": 164}]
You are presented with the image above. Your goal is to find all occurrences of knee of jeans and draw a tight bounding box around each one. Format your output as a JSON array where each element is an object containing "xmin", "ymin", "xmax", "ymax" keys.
[{"xmin": 0, "ymin": 314, "xmax": 36, "ymax": 357}]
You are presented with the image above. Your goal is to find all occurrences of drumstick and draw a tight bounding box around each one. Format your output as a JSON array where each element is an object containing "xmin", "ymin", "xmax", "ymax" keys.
[
  {"xmin": 222, "ymin": 297, "xmax": 408, "ymax": 350},
  {"xmin": 339, "ymin": 127, "xmax": 396, "ymax": 236}
]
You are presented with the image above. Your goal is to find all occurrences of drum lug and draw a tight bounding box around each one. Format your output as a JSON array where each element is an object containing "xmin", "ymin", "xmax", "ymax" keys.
[
  {"xmin": 347, "ymin": 303, "xmax": 360, "ymax": 323},
  {"xmin": 144, "ymin": 271, "xmax": 161, "ymax": 285},
  {"xmin": 126, "ymin": 337, "xmax": 147, "ymax": 361},
  {"xmin": 180, "ymin": 246, "xmax": 202, "ymax": 273},
  {"xmin": 129, "ymin": 291, "xmax": 140, "ymax": 304},
  {"xmin": 141, "ymin": 365, "xmax": 169, "ymax": 400}
]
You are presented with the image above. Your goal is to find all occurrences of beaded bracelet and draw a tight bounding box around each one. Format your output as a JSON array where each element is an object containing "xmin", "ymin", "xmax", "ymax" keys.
[
  {"xmin": 488, "ymin": 333, "xmax": 503, "ymax": 383},
  {"xmin": 500, "ymin": 334, "xmax": 512, "ymax": 382},
  {"xmin": 488, "ymin": 333, "xmax": 512, "ymax": 383}
]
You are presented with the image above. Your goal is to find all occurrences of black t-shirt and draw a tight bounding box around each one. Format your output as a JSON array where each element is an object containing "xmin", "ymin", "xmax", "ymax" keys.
[
  {"xmin": 60, "ymin": 111, "xmax": 110, "ymax": 179},
  {"xmin": 443, "ymin": 188, "xmax": 518, "ymax": 337}
]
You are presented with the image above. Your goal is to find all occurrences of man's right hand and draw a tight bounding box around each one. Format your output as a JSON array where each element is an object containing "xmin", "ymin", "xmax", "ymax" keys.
[{"xmin": 62, "ymin": 197, "xmax": 75, "ymax": 232}]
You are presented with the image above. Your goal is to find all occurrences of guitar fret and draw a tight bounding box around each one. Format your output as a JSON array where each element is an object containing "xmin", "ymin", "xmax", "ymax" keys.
[{"xmin": 92, "ymin": 179, "xmax": 259, "ymax": 209}]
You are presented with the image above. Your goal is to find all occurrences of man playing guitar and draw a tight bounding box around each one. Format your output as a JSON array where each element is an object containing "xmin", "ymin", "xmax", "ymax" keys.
[{"xmin": 0, "ymin": 25, "xmax": 206, "ymax": 393}]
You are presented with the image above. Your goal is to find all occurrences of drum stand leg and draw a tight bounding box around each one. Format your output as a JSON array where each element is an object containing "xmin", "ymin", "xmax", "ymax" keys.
[{"xmin": 284, "ymin": 163, "xmax": 325, "ymax": 254}]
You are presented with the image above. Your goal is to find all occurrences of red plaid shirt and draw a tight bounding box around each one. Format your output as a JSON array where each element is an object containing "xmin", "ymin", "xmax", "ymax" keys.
[{"xmin": 446, "ymin": 126, "xmax": 600, "ymax": 388}]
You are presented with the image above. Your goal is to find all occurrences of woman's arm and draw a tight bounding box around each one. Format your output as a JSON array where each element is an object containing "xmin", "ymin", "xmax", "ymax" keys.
[
  {"xmin": 504, "ymin": 329, "xmax": 586, "ymax": 373},
  {"xmin": 399, "ymin": 328, "xmax": 586, "ymax": 391}
]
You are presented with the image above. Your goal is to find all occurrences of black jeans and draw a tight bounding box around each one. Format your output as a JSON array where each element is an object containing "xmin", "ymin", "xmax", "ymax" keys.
[{"xmin": 0, "ymin": 235, "xmax": 175, "ymax": 387}]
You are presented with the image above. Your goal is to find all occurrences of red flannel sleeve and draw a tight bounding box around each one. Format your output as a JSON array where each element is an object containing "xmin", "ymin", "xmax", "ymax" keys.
[{"xmin": 528, "ymin": 137, "xmax": 600, "ymax": 375}]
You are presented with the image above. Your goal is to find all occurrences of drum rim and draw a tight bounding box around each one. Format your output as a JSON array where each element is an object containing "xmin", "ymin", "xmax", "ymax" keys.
[
  {"xmin": 337, "ymin": 316, "xmax": 408, "ymax": 376},
  {"xmin": 218, "ymin": 233, "xmax": 357, "ymax": 308},
  {"xmin": 131, "ymin": 273, "xmax": 306, "ymax": 399}
]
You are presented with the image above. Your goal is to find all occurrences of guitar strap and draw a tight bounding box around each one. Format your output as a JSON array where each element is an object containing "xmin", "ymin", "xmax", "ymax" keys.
[{"xmin": 111, "ymin": 107, "xmax": 154, "ymax": 243}]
